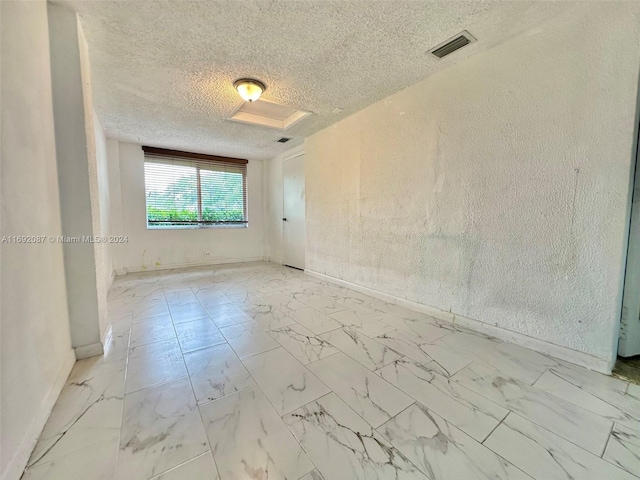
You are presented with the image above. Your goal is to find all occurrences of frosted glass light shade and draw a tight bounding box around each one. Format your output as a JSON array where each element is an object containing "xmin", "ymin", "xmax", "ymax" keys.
[{"xmin": 234, "ymin": 79, "xmax": 265, "ymax": 102}]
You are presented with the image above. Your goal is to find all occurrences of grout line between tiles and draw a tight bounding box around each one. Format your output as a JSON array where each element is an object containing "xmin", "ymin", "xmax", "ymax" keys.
[
  {"xmin": 148, "ymin": 451, "xmax": 213, "ymax": 480},
  {"xmin": 449, "ymin": 368, "xmax": 616, "ymax": 458},
  {"xmin": 530, "ymin": 366, "xmax": 552, "ymax": 386},
  {"xmin": 601, "ymin": 420, "xmax": 616, "ymax": 458},
  {"xmin": 163, "ymin": 285, "xmax": 223, "ymax": 480},
  {"xmin": 228, "ymin": 340, "xmax": 324, "ymax": 477},
  {"xmin": 480, "ymin": 409, "xmax": 510, "ymax": 445},
  {"xmin": 477, "ymin": 412, "xmax": 536, "ymax": 480},
  {"xmin": 113, "ymin": 314, "xmax": 133, "ymax": 480},
  {"xmin": 110, "ymin": 263, "xmax": 627, "ymax": 480}
]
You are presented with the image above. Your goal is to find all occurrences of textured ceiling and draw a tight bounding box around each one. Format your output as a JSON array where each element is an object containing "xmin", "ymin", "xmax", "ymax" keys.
[{"xmin": 60, "ymin": 0, "xmax": 576, "ymax": 160}]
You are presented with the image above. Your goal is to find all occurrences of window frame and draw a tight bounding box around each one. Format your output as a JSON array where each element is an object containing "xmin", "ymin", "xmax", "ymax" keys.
[{"xmin": 142, "ymin": 146, "xmax": 249, "ymax": 230}]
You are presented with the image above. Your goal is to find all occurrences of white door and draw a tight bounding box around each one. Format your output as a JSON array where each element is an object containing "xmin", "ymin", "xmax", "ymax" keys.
[
  {"xmin": 283, "ymin": 154, "xmax": 305, "ymax": 270},
  {"xmin": 619, "ymin": 157, "xmax": 640, "ymax": 356}
]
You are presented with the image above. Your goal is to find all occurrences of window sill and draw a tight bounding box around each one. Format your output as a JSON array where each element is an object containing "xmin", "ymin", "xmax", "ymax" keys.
[{"xmin": 146, "ymin": 224, "xmax": 248, "ymax": 230}]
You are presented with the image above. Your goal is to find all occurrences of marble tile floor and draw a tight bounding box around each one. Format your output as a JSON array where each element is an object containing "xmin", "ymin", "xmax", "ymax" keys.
[{"xmin": 22, "ymin": 262, "xmax": 640, "ymax": 480}]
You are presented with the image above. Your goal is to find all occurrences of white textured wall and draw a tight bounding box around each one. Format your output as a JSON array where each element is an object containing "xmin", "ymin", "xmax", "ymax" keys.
[
  {"xmin": 79, "ymin": 23, "xmax": 110, "ymax": 339},
  {"xmin": 305, "ymin": 2, "xmax": 640, "ymax": 368},
  {"xmin": 113, "ymin": 142, "xmax": 266, "ymax": 272},
  {"xmin": 1, "ymin": 2, "xmax": 75, "ymax": 478},
  {"xmin": 48, "ymin": 2, "xmax": 103, "ymax": 355},
  {"xmin": 92, "ymin": 113, "xmax": 112, "ymax": 337},
  {"xmin": 106, "ymin": 138, "xmax": 125, "ymax": 276}
]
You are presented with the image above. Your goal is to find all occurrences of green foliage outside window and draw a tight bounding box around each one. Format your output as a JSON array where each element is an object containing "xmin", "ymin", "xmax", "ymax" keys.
[{"xmin": 145, "ymin": 164, "xmax": 246, "ymax": 226}]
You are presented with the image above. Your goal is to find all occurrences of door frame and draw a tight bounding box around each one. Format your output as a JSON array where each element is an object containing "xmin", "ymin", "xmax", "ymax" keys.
[
  {"xmin": 281, "ymin": 145, "xmax": 305, "ymax": 269},
  {"xmin": 619, "ymin": 103, "xmax": 640, "ymax": 357}
]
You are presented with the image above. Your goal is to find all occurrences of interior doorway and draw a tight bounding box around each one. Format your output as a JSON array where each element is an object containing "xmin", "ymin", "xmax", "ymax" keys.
[{"xmin": 282, "ymin": 153, "xmax": 306, "ymax": 270}]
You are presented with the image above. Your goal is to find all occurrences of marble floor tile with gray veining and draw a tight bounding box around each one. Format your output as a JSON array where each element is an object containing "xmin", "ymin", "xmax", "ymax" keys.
[
  {"xmin": 242, "ymin": 347, "xmax": 330, "ymax": 415},
  {"xmin": 375, "ymin": 301, "xmax": 442, "ymax": 321},
  {"xmin": 433, "ymin": 332, "xmax": 560, "ymax": 385},
  {"xmin": 320, "ymin": 326, "xmax": 401, "ymax": 370},
  {"xmin": 102, "ymin": 319, "xmax": 132, "ymax": 364},
  {"xmin": 628, "ymin": 382, "xmax": 640, "ymax": 399},
  {"xmin": 125, "ymin": 338, "xmax": 187, "ymax": 394},
  {"xmin": 295, "ymin": 292, "xmax": 350, "ymax": 315},
  {"xmin": 24, "ymin": 262, "xmax": 640, "ymax": 480},
  {"xmin": 484, "ymin": 413, "xmax": 637, "ymax": 480},
  {"xmin": 604, "ymin": 422, "xmax": 640, "ymax": 477},
  {"xmin": 548, "ymin": 361, "xmax": 640, "ymax": 421},
  {"xmin": 268, "ymin": 322, "xmax": 339, "ymax": 364},
  {"xmin": 151, "ymin": 452, "xmax": 219, "ymax": 480},
  {"xmin": 117, "ymin": 377, "xmax": 209, "ymax": 480},
  {"xmin": 307, "ymin": 352, "xmax": 413, "ymax": 427},
  {"xmin": 228, "ymin": 291, "xmax": 269, "ymax": 312},
  {"xmin": 432, "ymin": 329, "xmax": 502, "ymax": 354},
  {"xmin": 22, "ymin": 427, "xmax": 120, "ymax": 480},
  {"xmin": 205, "ymin": 303, "xmax": 252, "ymax": 328},
  {"xmin": 183, "ymin": 343, "xmax": 255, "ymax": 404},
  {"xmin": 284, "ymin": 392, "xmax": 428, "ymax": 480},
  {"xmin": 251, "ymin": 304, "xmax": 296, "ymax": 330},
  {"xmin": 133, "ymin": 301, "xmax": 170, "ymax": 322},
  {"xmin": 376, "ymin": 328, "xmax": 471, "ymax": 377},
  {"xmin": 298, "ymin": 469, "xmax": 324, "ymax": 480},
  {"xmin": 534, "ymin": 369, "xmax": 640, "ymax": 430},
  {"xmin": 493, "ymin": 341, "xmax": 563, "ymax": 383},
  {"xmin": 134, "ymin": 285, "xmax": 165, "ymax": 303},
  {"xmin": 130, "ymin": 314, "xmax": 176, "ymax": 348},
  {"xmin": 339, "ymin": 294, "xmax": 396, "ymax": 316},
  {"xmin": 165, "ymin": 289, "xmax": 198, "ymax": 307},
  {"xmin": 378, "ymin": 403, "xmax": 532, "ymax": 480},
  {"xmin": 377, "ymin": 357, "xmax": 508, "ymax": 441},
  {"xmin": 288, "ymin": 306, "xmax": 342, "ymax": 334},
  {"xmin": 193, "ymin": 287, "xmax": 229, "ymax": 307},
  {"xmin": 261, "ymin": 292, "xmax": 308, "ymax": 314},
  {"xmin": 372, "ymin": 311, "xmax": 451, "ymax": 343},
  {"xmin": 200, "ymin": 385, "xmax": 315, "ymax": 480},
  {"xmin": 453, "ymin": 361, "xmax": 613, "ymax": 455},
  {"xmin": 219, "ymin": 319, "xmax": 279, "ymax": 358},
  {"xmin": 26, "ymin": 358, "xmax": 125, "ymax": 475},
  {"xmin": 168, "ymin": 301, "xmax": 210, "ymax": 324},
  {"xmin": 174, "ymin": 317, "xmax": 226, "ymax": 353},
  {"xmin": 109, "ymin": 300, "xmax": 135, "ymax": 318},
  {"xmin": 329, "ymin": 308, "xmax": 394, "ymax": 337}
]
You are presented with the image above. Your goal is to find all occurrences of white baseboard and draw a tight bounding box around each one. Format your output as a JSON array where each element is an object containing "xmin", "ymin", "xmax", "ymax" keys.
[
  {"xmin": 305, "ymin": 269, "xmax": 612, "ymax": 374},
  {"xmin": 74, "ymin": 341, "xmax": 104, "ymax": 360},
  {"xmin": 2, "ymin": 348, "xmax": 76, "ymax": 480},
  {"xmin": 114, "ymin": 256, "xmax": 267, "ymax": 276}
]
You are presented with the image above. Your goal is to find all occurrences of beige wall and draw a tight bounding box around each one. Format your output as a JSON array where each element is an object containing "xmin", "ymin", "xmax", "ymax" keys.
[
  {"xmin": 305, "ymin": 2, "xmax": 640, "ymax": 371},
  {"xmin": 1, "ymin": 2, "xmax": 75, "ymax": 479}
]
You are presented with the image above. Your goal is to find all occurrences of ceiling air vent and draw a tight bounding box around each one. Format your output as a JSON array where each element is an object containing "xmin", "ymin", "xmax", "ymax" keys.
[
  {"xmin": 277, "ymin": 137, "xmax": 291, "ymax": 143},
  {"xmin": 430, "ymin": 31, "xmax": 476, "ymax": 58}
]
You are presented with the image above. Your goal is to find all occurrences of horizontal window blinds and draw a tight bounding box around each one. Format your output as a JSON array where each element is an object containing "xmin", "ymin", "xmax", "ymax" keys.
[{"xmin": 142, "ymin": 147, "xmax": 248, "ymax": 227}]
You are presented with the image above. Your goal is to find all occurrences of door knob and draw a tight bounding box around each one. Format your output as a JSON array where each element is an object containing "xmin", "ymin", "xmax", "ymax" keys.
[{"xmin": 282, "ymin": 218, "xmax": 287, "ymax": 221}]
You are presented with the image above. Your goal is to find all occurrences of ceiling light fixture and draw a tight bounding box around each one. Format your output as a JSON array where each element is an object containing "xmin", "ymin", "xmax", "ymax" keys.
[{"xmin": 234, "ymin": 78, "xmax": 266, "ymax": 103}]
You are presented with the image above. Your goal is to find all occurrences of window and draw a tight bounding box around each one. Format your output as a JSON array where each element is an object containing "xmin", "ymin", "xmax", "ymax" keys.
[{"xmin": 142, "ymin": 147, "xmax": 248, "ymax": 228}]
